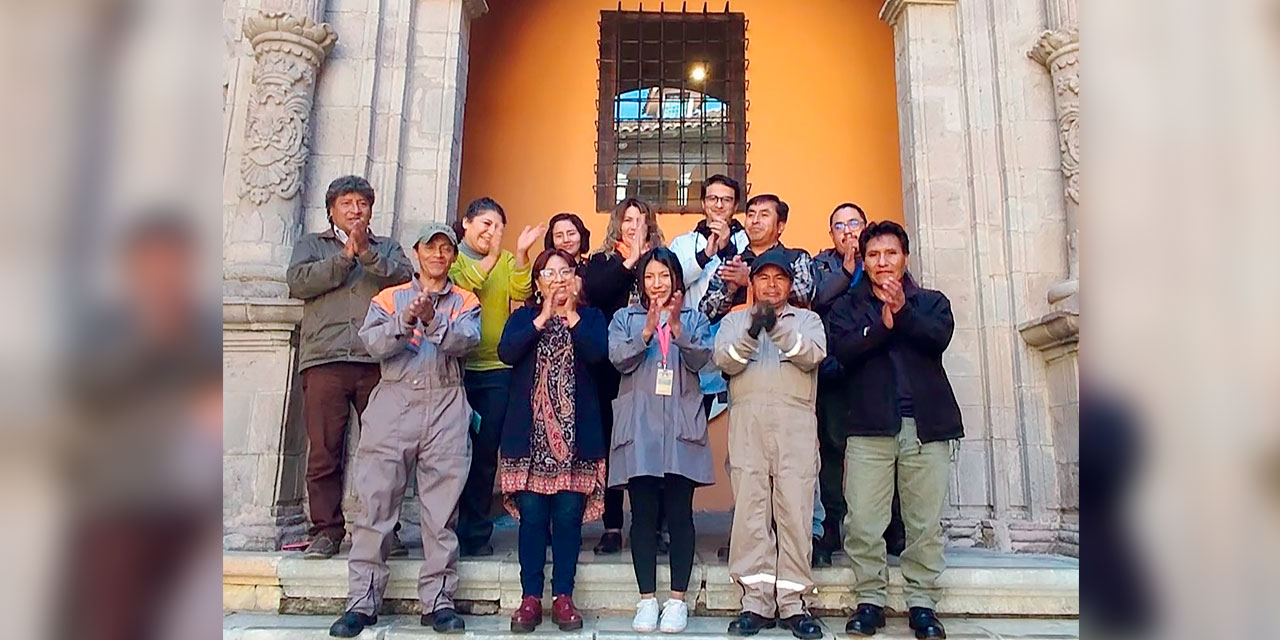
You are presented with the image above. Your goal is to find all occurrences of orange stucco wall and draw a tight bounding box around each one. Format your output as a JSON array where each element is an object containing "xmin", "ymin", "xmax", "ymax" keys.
[{"xmin": 459, "ymin": 0, "xmax": 903, "ymax": 510}]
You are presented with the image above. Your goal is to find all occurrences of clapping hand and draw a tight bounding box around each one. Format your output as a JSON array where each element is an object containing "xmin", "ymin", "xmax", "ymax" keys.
[
  {"xmin": 665, "ymin": 291, "xmax": 684, "ymax": 337},
  {"xmin": 718, "ymin": 255, "xmax": 749, "ymax": 289},
  {"xmin": 401, "ymin": 291, "xmax": 434, "ymax": 326},
  {"xmin": 747, "ymin": 302, "xmax": 776, "ymax": 339}
]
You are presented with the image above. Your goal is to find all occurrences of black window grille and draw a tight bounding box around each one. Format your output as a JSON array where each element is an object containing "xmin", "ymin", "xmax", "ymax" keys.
[{"xmin": 596, "ymin": 4, "xmax": 748, "ymax": 213}]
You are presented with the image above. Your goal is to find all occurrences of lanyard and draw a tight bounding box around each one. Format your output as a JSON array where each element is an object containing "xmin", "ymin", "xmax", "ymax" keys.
[{"xmin": 656, "ymin": 322, "xmax": 672, "ymax": 368}]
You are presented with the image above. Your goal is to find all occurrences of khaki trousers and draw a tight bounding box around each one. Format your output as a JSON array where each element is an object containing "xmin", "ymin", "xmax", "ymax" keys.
[
  {"xmin": 842, "ymin": 417, "xmax": 950, "ymax": 609},
  {"xmin": 727, "ymin": 400, "xmax": 819, "ymax": 619}
]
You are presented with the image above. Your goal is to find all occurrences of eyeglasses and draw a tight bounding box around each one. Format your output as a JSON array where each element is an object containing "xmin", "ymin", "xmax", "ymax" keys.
[
  {"xmin": 703, "ymin": 195, "xmax": 735, "ymax": 206},
  {"xmin": 832, "ymin": 221, "xmax": 864, "ymax": 232},
  {"xmin": 538, "ymin": 268, "xmax": 576, "ymax": 280}
]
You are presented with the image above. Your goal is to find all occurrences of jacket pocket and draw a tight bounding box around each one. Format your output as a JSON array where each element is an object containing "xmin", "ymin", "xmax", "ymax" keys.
[
  {"xmin": 610, "ymin": 396, "xmax": 635, "ymax": 449},
  {"xmin": 675, "ymin": 396, "xmax": 709, "ymax": 445}
]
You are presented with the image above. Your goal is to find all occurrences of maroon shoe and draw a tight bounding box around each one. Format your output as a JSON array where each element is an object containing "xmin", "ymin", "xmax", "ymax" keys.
[
  {"xmin": 551, "ymin": 594, "xmax": 584, "ymax": 631},
  {"xmin": 510, "ymin": 595, "xmax": 543, "ymax": 633}
]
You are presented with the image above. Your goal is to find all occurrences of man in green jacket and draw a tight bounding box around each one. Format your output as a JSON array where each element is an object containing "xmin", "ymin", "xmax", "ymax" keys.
[{"xmin": 286, "ymin": 175, "xmax": 413, "ymax": 558}]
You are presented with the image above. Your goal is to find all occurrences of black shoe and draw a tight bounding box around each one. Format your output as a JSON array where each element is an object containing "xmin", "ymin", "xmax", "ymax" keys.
[
  {"xmin": 908, "ymin": 607, "xmax": 946, "ymax": 639},
  {"xmin": 811, "ymin": 537, "xmax": 833, "ymax": 568},
  {"xmin": 885, "ymin": 535, "xmax": 906, "ymax": 558},
  {"xmin": 727, "ymin": 611, "xmax": 777, "ymax": 636},
  {"xmin": 303, "ymin": 535, "xmax": 341, "ymax": 559},
  {"xmin": 461, "ymin": 542, "xmax": 494, "ymax": 557},
  {"xmin": 389, "ymin": 531, "xmax": 409, "ymax": 558},
  {"xmin": 656, "ymin": 531, "xmax": 670, "ymax": 555},
  {"xmin": 329, "ymin": 611, "xmax": 376, "ymax": 637},
  {"xmin": 422, "ymin": 607, "xmax": 466, "ymax": 633},
  {"xmin": 780, "ymin": 613, "xmax": 824, "ymax": 639},
  {"xmin": 593, "ymin": 531, "xmax": 623, "ymax": 554},
  {"xmin": 844, "ymin": 603, "xmax": 886, "ymax": 636}
]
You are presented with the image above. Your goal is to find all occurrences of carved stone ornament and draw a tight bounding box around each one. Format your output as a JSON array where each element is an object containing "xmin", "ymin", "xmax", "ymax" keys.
[
  {"xmin": 238, "ymin": 12, "xmax": 337, "ymax": 206},
  {"xmin": 1030, "ymin": 27, "xmax": 1079, "ymax": 205}
]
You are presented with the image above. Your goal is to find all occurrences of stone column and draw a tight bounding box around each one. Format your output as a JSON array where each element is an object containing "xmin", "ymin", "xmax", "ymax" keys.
[
  {"xmin": 224, "ymin": 10, "xmax": 336, "ymax": 298},
  {"xmin": 223, "ymin": 3, "xmax": 334, "ymax": 551},
  {"xmin": 1028, "ymin": 9, "xmax": 1079, "ymax": 312},
  {"xmin": 1021, "ymin": 1, "xmax": 1079, "ymax": 555},
  {"xmin": 223, "ymin": 299, "xmax": 307, "ymax": 550}
]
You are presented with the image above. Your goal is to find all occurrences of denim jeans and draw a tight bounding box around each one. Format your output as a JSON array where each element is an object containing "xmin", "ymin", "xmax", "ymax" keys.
[
  {"xmin": 458, "ymin": 369, "xmax": 511, "ymax": 550},
  {"xmin": 514, "ymin": 491, "xmax": 587, "ymax": 597}
]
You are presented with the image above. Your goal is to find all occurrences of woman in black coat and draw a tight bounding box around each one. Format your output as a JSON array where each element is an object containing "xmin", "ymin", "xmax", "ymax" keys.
[{"xmin": 580, "ymin": 197, "xmax": 665, "ymax": 553}]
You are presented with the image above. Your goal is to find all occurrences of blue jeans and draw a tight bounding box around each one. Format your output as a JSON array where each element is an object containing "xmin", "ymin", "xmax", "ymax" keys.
[
  {"xmin": 514, "ymin": 491, "xmax": 586, "ymax": 597},
  {"xmin": 458, "ymin": 369, "xmax": 511, "ymax": 550}
]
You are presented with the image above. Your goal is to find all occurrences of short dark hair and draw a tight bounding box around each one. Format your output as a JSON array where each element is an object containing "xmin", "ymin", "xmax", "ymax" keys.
[
  {"xmin": 636, "ymin": 247, "xmax": 687, "ymax": 310},
  {"xmin": 544, "ymin": 212, "xmax": 591, "ymax": 255},
  {"xmin": 745, "ymin": 194, "xmax": 789, "ymax": 222},
  {"xmin": 700, "ymin": 174, "xmax": 741, "ymax": 203},
  {"xmin": 325, "ymin": 175, "xmax": 376, "ymax": 211},
  {"xmin": 124, "ymin": 209, "xmax": 196, "ymax": 252},
  {"xmin": 830, "ymin": 202, "xmax": 868, "ymax": 225},
  {"xmin": 858, "ymin": 220, "xmax": 910, "ymax": 258}
]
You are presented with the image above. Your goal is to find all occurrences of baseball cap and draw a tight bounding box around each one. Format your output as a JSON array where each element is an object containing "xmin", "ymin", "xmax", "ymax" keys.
[
  {"xmin": 749, "ymin": 249, "xmax": 795, "ymax": 280},
  {"xmin": 414, "ymin": 222, "xmax": 458, "ymax": 248}
]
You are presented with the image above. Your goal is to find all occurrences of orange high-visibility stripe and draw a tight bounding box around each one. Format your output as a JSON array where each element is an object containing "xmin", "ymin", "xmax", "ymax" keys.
[
  {"xmin": 372, "ymin": 282, "xmax": 414, "ymax": 313},
  {"xmin": 451, "ymin": 288, "xmax": 480, "ymax": 321}
]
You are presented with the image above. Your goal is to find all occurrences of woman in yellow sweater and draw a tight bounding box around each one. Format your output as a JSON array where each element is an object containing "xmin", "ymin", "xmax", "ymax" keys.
[{"xmin": 449, "ymin": 196, "xmax": 545, "ymax": 555}]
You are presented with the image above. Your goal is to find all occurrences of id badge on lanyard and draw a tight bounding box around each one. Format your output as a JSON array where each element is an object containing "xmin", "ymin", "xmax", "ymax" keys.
[{"xmin": 656, "ymin": 322, "xmax": 674, "ymax": 396}]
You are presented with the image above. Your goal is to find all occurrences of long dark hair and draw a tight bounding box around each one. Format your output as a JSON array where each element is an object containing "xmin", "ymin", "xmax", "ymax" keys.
[
  {"xmin": 636, "ymin": 247, "xmax": 687, "ymax": 309},
  {"xmin": 543, "ymin": 212, "xmax": 591, "ymax": 257},
  {"xmin": 526, "ymin": 248, "xmax": 583, "ymax": 308}
]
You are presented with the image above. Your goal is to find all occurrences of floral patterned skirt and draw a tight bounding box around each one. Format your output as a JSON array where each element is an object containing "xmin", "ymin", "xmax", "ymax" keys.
[{"xmin": 499, "ymin": 457, "xmax": 607, "ymax": 522}]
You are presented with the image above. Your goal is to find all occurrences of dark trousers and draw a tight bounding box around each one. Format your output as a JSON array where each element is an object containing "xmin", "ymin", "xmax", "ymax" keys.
[
  {"xmin": 515, "ymin": 490, "xmax": 586, "ymax": 597},
  {"xmin": 628, "ymin": 474, "xmax": 696, "ymax": 594},
  {"xmin": 816, "ymin": 383, "xmax": 904, "ymax": 552},
  {"xmin": 458, "ymin": 368, "xmax": 511, "ymax": 550},
  {"xmin": 302, "ymin": 361, "xmax": 380, "ymax": 540},
  {"xmin": 597, "ymin": 372, "xmax": 625, "ymax": 530}
]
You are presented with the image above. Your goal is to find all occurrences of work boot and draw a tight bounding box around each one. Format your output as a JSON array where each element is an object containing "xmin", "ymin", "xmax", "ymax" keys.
[
  {"xmin": 594, "ymin": 531, "xmax": 623, "ymax": 555},
  {"xmin": 422, "ymin": 607, "xmax": 465, "ymax": 633},
  {"xmin": 461, "ymin": 542, "xmax": 494, "ymax": 557},
  {"xmin": 552, "ymin": 594, "xmax": 584, "ymax": 631},
  {"xmin": 844, "ymin": 603, "xmax": 886, "ymax": 636},
  {"xmin": 908, "ymin": 607, "xmax": 946, "ymax": 639},
  {"xmin": 727, "ymin": 611, "xmax": 776, "ymax": 636},
  {"xmin": 389, "ymin": 531, "xmax": 409, "ymax": 557},
  {"xmin": 811, "ymin": 536, "xmax": 833, "ymax": 568},
  {"xmin": 779, "ymin": 613, "xmax": 823, "ymax": 640},
  {"xmin": 510, "ymin": 595, "xmax": 542, "ymax": 633},
  {"xmin": 303, "ymin": 534, "xmax": 340, "ymax": 559},
  {"xmin": 328, "ymin": 611, "xmax": 376, "ymax": 638}
]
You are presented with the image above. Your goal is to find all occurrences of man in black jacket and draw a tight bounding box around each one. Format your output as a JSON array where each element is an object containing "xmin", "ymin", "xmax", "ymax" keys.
[{"xmin": 828, "ymin": 221, "xmax": 960, "ymax": 639}]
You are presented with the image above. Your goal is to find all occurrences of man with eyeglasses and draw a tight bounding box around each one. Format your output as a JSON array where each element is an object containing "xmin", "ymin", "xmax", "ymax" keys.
[
  {"xmin": 668, "ymin": 174, "xmax": 750, "ymax": 417},
  {"xmin": 809, "ymin": 204, "xmax": 906, "ymax": 567}
]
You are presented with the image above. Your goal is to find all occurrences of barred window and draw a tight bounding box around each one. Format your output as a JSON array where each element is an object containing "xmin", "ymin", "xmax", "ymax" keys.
[{"xmin": 596, "ymin": 7, "xmax": 748, "ymax": 213}]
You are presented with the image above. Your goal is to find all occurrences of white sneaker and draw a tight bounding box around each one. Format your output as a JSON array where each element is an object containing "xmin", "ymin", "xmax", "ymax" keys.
[
  {"xmin": 659, "ymin": 598, "xmax": 689, "ymax": 633},
  {"xmin": 632, "ymin": 597, "xmax": 660, "ymax": 633}
]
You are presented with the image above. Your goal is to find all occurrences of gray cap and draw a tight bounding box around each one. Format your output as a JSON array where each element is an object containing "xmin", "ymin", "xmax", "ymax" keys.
[{"xmin": 414, "ymin": 222, "xmax": 458, "ymax": 248}]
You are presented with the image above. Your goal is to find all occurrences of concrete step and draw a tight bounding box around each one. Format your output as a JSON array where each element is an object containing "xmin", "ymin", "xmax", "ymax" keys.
[
  {"xmin": 224, "ymin": 613, "xmax": 1080, "ymax": 640},
  {"xmin": 226, "ymin": 545, "xmax": 1078, "ymax": 617}
]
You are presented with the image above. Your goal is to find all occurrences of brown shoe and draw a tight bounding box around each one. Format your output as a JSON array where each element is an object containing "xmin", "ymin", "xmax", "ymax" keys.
[
  {"xmin": 551, "ymin": 594, "xmax": 584, "ymax": 631},
  {"xmin": 510, "ymin": 595, "xmax": 542, "ymax": 633}
]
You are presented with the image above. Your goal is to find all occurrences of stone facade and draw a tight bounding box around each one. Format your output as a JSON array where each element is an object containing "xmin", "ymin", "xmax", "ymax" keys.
[{"xmin": 222, "ymin": 0, "xmax": 1080, "ymax": 555}]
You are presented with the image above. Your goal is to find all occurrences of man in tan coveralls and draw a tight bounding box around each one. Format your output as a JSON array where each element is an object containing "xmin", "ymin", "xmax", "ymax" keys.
[
  {"xmin": 329, "ymin": 223, "xmax": 481, "ymax": 638},
  {"xmin": 713, "ymin": 250, "xmax": 827, "ymax": 640}
]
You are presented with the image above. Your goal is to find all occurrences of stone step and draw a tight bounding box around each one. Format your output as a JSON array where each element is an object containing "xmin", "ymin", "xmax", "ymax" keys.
[
  {"xmin": 224, "ymin": 613, "xmax": 1080, "ymax": 640},
  {"xmin": 226, "ymin": 545, "xmax": 1078, "ymax": 617}
]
